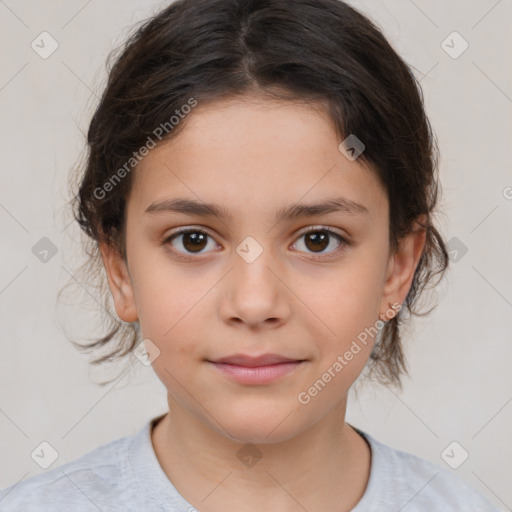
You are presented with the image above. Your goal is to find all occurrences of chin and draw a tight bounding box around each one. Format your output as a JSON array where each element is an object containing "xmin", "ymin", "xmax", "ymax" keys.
[{"xmin": 211, "ymin": 401, "xmax": 309, "ymax": 445}]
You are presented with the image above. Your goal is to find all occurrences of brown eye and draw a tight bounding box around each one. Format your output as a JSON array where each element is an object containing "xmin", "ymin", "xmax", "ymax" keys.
[
  {"xmin": 164, "ymin": 229, "xmax": 217, "ymax": 255},
  {"xmin": 293, "ymin": 227, "xmax": 347, "ymax": 257},
  {"xmin": 180, "ymin": 232, "xmax": 208, "ymax": 252},
  {"xmin": 304, "ymin": 231, "xmax": 330, "ymax": 252}
]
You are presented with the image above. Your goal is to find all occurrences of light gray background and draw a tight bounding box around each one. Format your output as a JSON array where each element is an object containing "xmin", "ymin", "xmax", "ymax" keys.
[{"xmin": 1, "ymin": 0, "xmax": 511, "ymax": 509}]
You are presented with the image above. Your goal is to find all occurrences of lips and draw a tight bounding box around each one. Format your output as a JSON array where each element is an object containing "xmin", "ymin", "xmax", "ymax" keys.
[{"xmin": 209, "ymin": 353, "xmax": 304, "ymax": 367}]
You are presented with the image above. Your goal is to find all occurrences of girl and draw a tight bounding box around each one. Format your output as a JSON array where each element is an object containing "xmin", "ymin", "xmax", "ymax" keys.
[{"xmin": 0, "ymin": 0, "xmax": 500, "ymax": 510}]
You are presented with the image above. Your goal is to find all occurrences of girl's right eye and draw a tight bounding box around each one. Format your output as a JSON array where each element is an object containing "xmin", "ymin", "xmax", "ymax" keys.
[{"xmin": 162, "ymin": 228, "xmax": 218, "ymax": 258}]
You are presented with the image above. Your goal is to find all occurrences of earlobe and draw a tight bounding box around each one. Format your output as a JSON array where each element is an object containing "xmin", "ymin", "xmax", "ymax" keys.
[
  {"xmin": 99, "ymin": 242, "xmax": 138, "ymax": 323},
  {"xmin": 380, "ymin": 222, "xmax": 427, "ymax": 315}
]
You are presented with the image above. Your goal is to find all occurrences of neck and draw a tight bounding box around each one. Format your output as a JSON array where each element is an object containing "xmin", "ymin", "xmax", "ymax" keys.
[{"xmin": 151, "ymin": 395, "xmax": 371, "ymax": 511}]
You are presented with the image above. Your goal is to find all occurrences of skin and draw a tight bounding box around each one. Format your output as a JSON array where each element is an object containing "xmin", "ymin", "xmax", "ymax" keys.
[{"xmin": 100, "ymin": 94, "xmax": 426, "ymax": 512}]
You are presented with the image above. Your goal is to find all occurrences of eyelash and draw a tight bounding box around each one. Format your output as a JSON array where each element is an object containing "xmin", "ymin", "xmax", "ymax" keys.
[{"xmin": 162, "ymin": 226, "xmax": 350, "ymax": 261}]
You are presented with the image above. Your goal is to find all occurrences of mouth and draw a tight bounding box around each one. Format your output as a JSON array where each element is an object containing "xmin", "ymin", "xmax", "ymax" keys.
[{"xmin": 206, "ymin": 353, "xmax": 308, "ymax": 385}]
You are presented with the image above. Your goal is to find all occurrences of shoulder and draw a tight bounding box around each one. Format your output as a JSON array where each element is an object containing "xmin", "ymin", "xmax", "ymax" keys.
[
  {"xmin": 0, "ymin": 432, "xmax": 137, "ymax": 512},
  {"xmin": 353, "ymin": 428, "xmax": 501, "ymax": 511}
]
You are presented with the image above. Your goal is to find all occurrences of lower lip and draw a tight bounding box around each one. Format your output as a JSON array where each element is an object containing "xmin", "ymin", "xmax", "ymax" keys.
[{"xmin": 208, "ymin": 361, "xmax": 305, "ymax": 385}]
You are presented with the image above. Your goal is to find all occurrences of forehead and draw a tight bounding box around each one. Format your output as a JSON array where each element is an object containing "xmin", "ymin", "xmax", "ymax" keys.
[{"xmin": 129, "ymin": 97, "xmax": 387, "ymax": 222}]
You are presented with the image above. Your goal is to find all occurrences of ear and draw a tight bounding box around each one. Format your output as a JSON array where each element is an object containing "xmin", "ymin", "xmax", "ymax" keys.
[
  {"xmin": 379, "ymin": 217, "xmax": 427, "ymax": 318},
  {"xmin": 99, "ymin": 242, "xmax": 138, "ymax": 323}
]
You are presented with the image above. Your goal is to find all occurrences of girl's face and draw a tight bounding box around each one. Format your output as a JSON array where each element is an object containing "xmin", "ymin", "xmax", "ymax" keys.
[{"xmin": 101, "ymin": 96, "xmax": 425, "ymax": 443}]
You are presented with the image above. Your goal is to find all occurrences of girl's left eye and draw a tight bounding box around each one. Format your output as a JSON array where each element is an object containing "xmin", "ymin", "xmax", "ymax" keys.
[
  {"xmin": 162, "ymin": 226, "xmax": 349, "ymax": 260},
  {"xmin": 291, "ymin": 226, "xmax": 348, "ymax": 259}
]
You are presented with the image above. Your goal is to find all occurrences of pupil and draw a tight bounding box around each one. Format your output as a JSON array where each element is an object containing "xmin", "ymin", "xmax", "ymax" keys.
[
  {"xmin": 183, "ymin": 232, "xmax": 206, "ymax": 252},
  {"xmin": 306, "ymin": 231, "xmax": 328, "ymax": 252}
]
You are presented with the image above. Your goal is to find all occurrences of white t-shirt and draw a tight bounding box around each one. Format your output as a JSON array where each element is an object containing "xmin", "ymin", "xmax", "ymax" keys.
[{"xmin": 0, "ymin": 415, "xmax": 501, "ymax": 511}]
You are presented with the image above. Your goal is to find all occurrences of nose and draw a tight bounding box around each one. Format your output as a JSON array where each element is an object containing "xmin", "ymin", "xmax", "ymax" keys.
[{"xmin": 217, "ymin": 243, "xmax": 292, "ymax": 330}]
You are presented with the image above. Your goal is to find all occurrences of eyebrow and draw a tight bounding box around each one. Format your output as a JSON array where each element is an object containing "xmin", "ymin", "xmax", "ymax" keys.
[{"xmin": 144, "ymin": 196, "xmax": 369, "ymax": 221}]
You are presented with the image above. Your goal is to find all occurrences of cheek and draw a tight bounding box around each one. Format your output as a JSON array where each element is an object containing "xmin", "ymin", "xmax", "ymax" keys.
[
  {"xmin": 298, "ymin": 258, "xmax": 385, "ymax": 374},
  {"xmin": 143, "ymin": 307, "xmax": 208, "ymax": 402},
  {"xmin": 307, "ymin": 264, "xmax": 383, "ymax": 332},
  {"xmin": 129, "ymin": 251, "xmax": 208, "ymax": 360}
]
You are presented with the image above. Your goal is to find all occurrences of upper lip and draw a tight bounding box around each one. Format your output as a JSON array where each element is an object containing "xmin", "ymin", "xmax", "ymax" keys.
[{"xmin": 209, "ymin": 353, "xmax": 304, "ymax": 367}]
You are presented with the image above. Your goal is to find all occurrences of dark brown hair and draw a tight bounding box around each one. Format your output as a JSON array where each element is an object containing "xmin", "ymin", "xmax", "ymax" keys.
[{"xmin": 64, "ymin": 0, "xmax": 449, "ymax": 389}]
